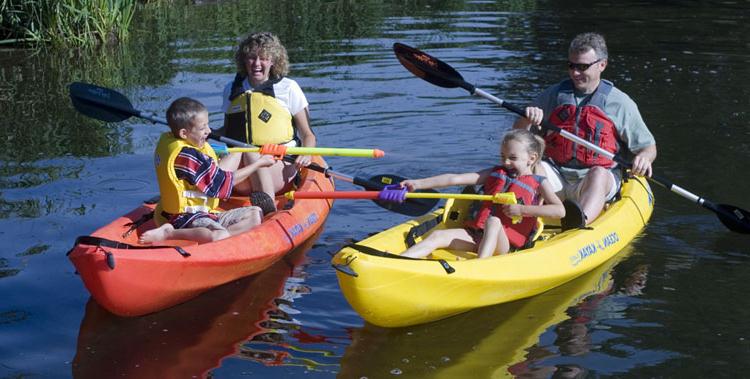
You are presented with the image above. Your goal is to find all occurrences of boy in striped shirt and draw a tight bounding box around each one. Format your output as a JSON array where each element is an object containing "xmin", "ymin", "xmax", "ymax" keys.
[{"xmin": 140, "ymin": 97, "xmax": 275, "ymax": 244}]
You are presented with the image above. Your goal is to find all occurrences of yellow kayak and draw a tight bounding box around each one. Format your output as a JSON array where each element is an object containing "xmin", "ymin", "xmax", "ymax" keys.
[
  {"xmin": 331, "ymin": 176, "xmax": 653, "ymax": 327},
  {"xmin": 338, "ymin": 246, "xmax": 634, "ymax": 378}
]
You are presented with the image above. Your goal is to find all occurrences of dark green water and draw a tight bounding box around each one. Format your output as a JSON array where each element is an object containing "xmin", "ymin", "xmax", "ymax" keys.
[{"xmin": 1, "ymin": 0, "xmax": 749, "ymax": 377}]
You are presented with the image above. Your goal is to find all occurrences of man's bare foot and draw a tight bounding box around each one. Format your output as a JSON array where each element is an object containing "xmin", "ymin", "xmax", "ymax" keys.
[{"xmin": 139, "ymin": 224, "xmax": 174, "ymax": 244}]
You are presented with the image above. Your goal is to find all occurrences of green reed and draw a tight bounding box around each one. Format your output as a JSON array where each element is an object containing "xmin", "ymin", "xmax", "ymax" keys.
[{"xmin": 1, "ymin": 0, "xmax": 138, "ymax": 47}]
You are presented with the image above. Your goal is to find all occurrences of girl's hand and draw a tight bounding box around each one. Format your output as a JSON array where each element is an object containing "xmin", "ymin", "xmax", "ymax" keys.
[
  {"xmin": 501, "ymin": 204, "xmax": 523, "ymax": 218},
  {"xmin": 295, "ymin": 154, "xmax": 312, "ymax": 168},
  {"xmin": 400, "ymin": 180, "xmax": 418, "ymax": 192}
]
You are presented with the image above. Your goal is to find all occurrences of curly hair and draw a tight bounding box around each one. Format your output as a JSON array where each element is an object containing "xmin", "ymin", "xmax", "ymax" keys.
[
  {"xmin": 234, "ymin": 32, "xmax": 289, "ymax": 79},
  {"xmin": 569, "ymin": 32, "xmax": 608, "ymax": 60}
]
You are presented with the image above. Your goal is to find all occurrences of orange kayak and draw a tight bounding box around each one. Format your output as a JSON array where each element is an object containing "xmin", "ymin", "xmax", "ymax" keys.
[
  {"xmin": 67, "ymin": 156, "xmax": 333, "ymax": 317},
  {"xmin": 72, "ymin": 235, "xmax": 315, "ymax": 377}
]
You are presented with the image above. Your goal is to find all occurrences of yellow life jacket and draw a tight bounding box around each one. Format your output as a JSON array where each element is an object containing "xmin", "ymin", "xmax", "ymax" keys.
[
  {"xmin": 224, "ymin": 75, "xmax": 295, "ymax": 146},
  {"xmin": 153, "ymin": 132, "xmax": 221, "ymax": 225}
]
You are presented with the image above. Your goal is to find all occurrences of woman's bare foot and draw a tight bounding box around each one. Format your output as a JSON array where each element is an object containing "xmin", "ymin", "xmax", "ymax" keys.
[{"xmin": 139, "ymin": 224, "xmax": 174, "ymax": 244}]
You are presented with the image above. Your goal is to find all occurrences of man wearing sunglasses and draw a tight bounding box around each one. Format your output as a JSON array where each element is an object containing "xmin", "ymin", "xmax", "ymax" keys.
[{"xmin": 513, "ymin": 32, "xmax": 657, "ymax": 226}]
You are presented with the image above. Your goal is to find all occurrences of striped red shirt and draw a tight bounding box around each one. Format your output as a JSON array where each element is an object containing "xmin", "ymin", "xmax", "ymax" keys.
[{"xmin": 173, "ymin": 147, "xmax": 234, "ymax": 199}]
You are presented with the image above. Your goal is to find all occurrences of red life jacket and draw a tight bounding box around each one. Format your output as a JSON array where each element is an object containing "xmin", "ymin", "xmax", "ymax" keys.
[
  {"xmin": 545, "ymin": 79, "xmax": 619, "ymax": 168},
  {"xmin": 465, "ymin": 166, "xmax": 543, "ymax": 248}
]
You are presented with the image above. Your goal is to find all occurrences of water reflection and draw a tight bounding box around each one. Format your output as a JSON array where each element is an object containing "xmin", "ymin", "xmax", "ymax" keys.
[
  {"xmin": 2, "ymin": 0, "xmax": 750, "ymax": 377},
  {"xmin": 235, "ymin": 271, "xmax": 346, "ymax": 373},
  {"xmin": 71, "ymin": 232, "xmax": 318, "ymax": 378},
  {"xmin": 338, "ymin": 248, "xmax": 660, "ymax": 378}
]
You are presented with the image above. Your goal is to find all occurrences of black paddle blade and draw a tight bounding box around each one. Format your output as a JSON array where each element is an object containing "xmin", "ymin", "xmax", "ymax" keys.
[
  {"xmin": 69, "ymin": 82, "xmax": 136, "ymax": 123},
  {"xmin": 716, "ymin": 204, "xmax": 750, "ymax": 234},
  {"xmin": 393, "ymin": 43, "xmax": 475, "ymax": 92},
  {"xmin": 368, "ymin": 174, "xmax": 440, "ymax": 217}
]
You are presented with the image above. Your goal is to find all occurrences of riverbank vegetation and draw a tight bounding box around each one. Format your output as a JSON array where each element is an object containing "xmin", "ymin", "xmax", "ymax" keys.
[{"xmin": 1, "ymin": 0, "xmax": 139, "ymax": 47}]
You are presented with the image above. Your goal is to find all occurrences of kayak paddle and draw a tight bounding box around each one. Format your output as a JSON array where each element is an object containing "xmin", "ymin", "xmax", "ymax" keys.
[
  {"xmin": 393, "ymin": 42, "xmax": 750, "ymax": 234},
  {"xmin": 68, "ymin": 81, "xmax": 438, "ymax": 216}
]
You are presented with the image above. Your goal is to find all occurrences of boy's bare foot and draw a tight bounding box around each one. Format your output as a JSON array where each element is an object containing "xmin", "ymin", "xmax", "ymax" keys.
[{"xmin": 139, "ymin": 224, "xmax": 174, "ymax": 244}]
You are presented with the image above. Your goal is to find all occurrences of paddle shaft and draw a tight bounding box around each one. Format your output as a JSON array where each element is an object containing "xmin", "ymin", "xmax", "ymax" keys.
[
  {"xmin": 289, "ymin": 190, "xmax": 514, "ymax": 201},
  {"xmin": 222, "ymin": 146, "xmax": 384, "ymax": 158},
  {"xmin": 289, "ymin": 190, "xmax": 520, "ymax": 222},
  {"xmin": 290, "ymin": 190, "xmax": 517, "ymax": 207}
]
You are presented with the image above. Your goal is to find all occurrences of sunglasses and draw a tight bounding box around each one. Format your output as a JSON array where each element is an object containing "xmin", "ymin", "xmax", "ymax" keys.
[{"xmin": 567, "ymin": 58, "xmax": 602, "ymax": 71}]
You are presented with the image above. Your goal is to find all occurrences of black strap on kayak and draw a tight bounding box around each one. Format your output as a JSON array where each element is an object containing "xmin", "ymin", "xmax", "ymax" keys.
[
  {"xmin": 120, "ymin": 195, "xmax": 160, "ymax": 237},
  {"xmin": 122, "ymin": 211, "xmax": 154, "ymax": 238},
  {"xmin": 69, "ymin": 236, "xmax": 191, "ymax": 258},
  {"xmin": 345, "ymin": 243, "xmax": 455, "ymax": 274},
  {"xmin": 405, "ymin": 216, "xmax": 441, "ymax": 247}
]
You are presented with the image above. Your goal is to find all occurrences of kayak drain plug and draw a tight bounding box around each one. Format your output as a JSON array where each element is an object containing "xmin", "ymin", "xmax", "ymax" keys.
[{"xmin": 105, "ymin": 252, "xmax": 115, "ymax": 270}]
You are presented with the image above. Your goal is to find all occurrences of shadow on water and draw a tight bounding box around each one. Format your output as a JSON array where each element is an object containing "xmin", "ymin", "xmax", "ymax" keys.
[
  {"xmin": 71, "ymin": 229, "xmax": 321, "ymax": 378},
  {"xmin": 338, "ymin": 247, "xmax": 659, "ymax": 378}
]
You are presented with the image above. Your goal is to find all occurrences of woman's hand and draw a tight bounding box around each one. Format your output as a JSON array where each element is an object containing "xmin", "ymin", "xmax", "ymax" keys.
[{"xmin": 256, "ymin": 154, "xmax": 276, "ymax": 168}]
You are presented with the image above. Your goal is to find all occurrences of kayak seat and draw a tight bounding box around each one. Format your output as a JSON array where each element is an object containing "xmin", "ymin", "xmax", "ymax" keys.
[
  {"xmin": 528, "ymin": 217, "xmax": 545, "ymax": 244},
  {"xmin": 511, "ymin": 217, "xmax": 545, "ymax": 252},
  {"xmin": 561, "ymin": 199, "xmax": 587, "ymax": 231},
  {"xmin": 405, "ymin": 215, "xmax": 441, "ymax": 247},
  {"xmin": 250, "ymin": 191, "xmax": 277, "ymax": 215}
]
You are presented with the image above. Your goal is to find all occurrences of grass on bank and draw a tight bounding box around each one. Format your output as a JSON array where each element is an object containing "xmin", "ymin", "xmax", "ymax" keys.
[{"xmin": 1, "ymin": 0, "xmax": 140, "ymax": 48}]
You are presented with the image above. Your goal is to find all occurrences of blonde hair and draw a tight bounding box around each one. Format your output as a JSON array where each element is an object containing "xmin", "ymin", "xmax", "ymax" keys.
[
  {"xmin": 166, "ymin": 97, "xmax": 207, "ymax": 137},
  {"xmin": 502, "ymin": 129, "xmax": 546, "ymax": 167},
  {"xmin": 234, "ymin": 32, "xmax": 289, "ymax": 79}
]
